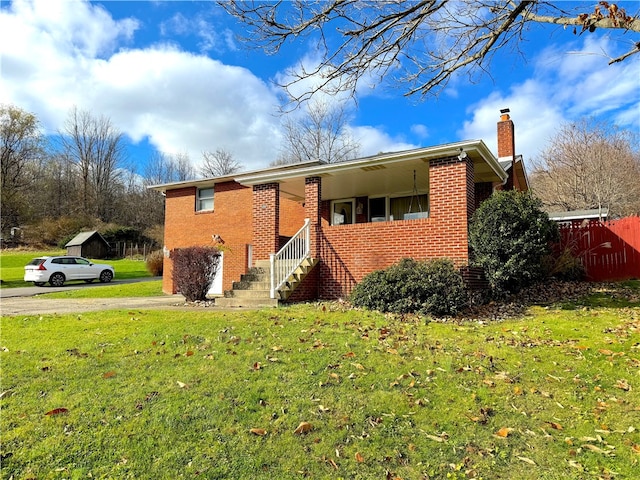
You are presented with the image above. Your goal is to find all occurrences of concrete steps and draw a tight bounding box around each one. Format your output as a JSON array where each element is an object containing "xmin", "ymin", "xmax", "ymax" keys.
[{"xmin": 215, "ymin": 258, "xmax": 317, "ymax": 308}]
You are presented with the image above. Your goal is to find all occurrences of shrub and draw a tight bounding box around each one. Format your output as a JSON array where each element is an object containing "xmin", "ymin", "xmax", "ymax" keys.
[
  {"xmin": 350, "ymin": 258, "xmax": 467, "ymax": 317},
  {"xmin": 469, "ymin": 190, "xmax": 558, "ymax": 297},
  {"xmin": 544, "ymin": 246, "xmax": 586, "ymax": 281},
  {"xmin": 171, "ymin": 246, "xmax": 221, "ymax": 302},
  {"xmin": 146, "ymin": 250, "xmax": 165, "ymax": 276}
]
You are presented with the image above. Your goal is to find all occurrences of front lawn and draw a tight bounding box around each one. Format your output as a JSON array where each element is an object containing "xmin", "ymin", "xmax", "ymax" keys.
[{"xmin": 2, "ymin": 289, "xmax": 639, "ymax": 479}]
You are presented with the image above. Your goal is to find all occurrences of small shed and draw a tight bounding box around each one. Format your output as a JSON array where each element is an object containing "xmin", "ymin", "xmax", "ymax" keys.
[{"xmin": 65, "ymin": 231, "xmax": 110, "ymax": 259}]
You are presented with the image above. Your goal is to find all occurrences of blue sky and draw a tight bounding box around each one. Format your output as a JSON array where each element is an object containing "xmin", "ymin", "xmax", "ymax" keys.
[{"xmin": 1, "ymin": 0, "xmax": 638, "ymax": 176}]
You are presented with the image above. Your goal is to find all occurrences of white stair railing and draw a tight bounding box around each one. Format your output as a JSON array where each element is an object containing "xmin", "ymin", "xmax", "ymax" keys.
[{"xmin": 270, "ymin": 219, "xmax": 311, "ymax": 299}]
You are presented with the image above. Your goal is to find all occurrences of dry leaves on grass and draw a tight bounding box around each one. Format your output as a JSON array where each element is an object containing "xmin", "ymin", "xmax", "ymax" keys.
[{"xmin": 294, "ymin": 421, "xmax": 313, "ymax": 434}]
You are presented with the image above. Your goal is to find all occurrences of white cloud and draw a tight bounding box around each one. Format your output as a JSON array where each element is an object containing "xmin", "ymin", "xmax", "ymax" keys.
[
  {"xmin": 0, "ymin": 0, "xmax": 283, "ymax": 171},
  {"xmin": 460, "ymin": 35, "xmax": 640, "ymax": 166},
  {"xmin": 349, "ymin": 126, "xmax": 418, "ymax": 156},
  {"xmin": 410, "ymin": 124, "xmax": 429, "ymax": 139}
]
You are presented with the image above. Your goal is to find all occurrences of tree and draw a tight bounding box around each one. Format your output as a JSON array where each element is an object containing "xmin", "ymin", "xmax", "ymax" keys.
[
  {"xmin": 275, "ymin": 99, "xmax": 360, "ymax": 165},
  {"xmin": 531, "ymin": 119, "xmax": 640, "ymax": 218},
  {"xmin": 200, "ymin": 148, "xmax": 241, "ymax": 177},
  {"xmin": 469, "ymin": 190, "xmax": 558, "ymax": 297},
  {"xmin": 0, "ymin": 104, "xmax": 45, "ymax": 235},
  {"xmin": 58, "ymin": 107, "xmax": 127, "ymax": 222},
  {"xmin": 221, "ymin": 1, "xmax": 639, "ymax": 103}
]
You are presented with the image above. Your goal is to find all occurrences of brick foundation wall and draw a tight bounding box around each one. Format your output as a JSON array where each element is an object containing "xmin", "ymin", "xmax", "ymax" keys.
[{"xmin": 162, "ymin": 182, "xmax": 253, "ymax": 294}]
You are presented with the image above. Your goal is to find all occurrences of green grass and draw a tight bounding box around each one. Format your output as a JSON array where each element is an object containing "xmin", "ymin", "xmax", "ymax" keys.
[
  {"xmin": 0, "ymin": 250, "xmax": 152, "ymax": 288},
  {"xmin": 37, "ymin": 280, "xmax": 164, "ymax": 299},
  {"xmin": 2, "ymin": 290, "xmax": 639, "ymax": 479}
]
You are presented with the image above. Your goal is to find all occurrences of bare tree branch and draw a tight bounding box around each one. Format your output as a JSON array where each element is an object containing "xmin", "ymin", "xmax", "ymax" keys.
[
  {"xmin": 200, "ymin": 148, "xmax": 242, "ymax": 177},
  {"xmin": 221, "ymin": 1, "xmax": 639, "ymax": 105}
]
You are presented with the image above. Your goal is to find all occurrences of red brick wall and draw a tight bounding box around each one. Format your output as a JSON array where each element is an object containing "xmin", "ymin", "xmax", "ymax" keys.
[
  {"xmin": 315, "ymin": 156, "xmax": 475, "ymax": 299},
  {"xmin": 162, "ymin": 181, "xmax": 252, "ymax": 294},
  {"xmin": 280, "ymin": 197, "xmax": 306, "ymax": 238},
  {"xmin": 252, "ymin": 183, "xmax": 280, "ymax": 262}
]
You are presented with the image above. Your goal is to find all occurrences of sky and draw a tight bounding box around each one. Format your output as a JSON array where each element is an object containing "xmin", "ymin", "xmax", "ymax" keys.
[{"xmin": 1, "ymin": 0, "xmax": 639, "ymax": 177}]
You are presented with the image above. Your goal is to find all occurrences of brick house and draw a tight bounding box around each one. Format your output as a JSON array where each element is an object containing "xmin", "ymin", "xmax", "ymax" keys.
[{"xmin": 150, "ymin": 111, "xmax": 529, "ymax": 306}]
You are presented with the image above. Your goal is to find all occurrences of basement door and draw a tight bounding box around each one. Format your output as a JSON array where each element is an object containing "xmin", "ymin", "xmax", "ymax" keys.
[{"xmin": 207, "ymin": 251, "xmax": 224, "ymax": 296}]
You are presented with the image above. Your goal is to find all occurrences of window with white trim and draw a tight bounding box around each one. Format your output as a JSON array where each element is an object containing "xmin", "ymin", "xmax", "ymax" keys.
[
  {"xmin": 331, "ymin": 199, "xmax": 355, "ymax": 225},
  {"xmin": 196, "ymin": 187, "xmax": 214, "ymax": 211}
]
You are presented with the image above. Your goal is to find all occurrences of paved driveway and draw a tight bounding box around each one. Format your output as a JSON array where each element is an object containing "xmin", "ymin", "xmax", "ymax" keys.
[
  {"xmin": 0, "ymin": 295, "xmax": 187, "ymax": 316},
  {"xmin": 0, "ymin": 277, "xmax": 190, "ymax": 316}
]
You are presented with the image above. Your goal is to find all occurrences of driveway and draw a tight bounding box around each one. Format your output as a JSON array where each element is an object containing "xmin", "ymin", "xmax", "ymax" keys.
[
  {"xmin": 0, "ymin": 295, "xmax": 189, "ymax": 316},
  {"xmin": 0, "ymin": 277, "xmax": 190, "ymax": 316},
  {"xmin": 0, "ymin": 276, "xmax": 163, "ymax": 298}
]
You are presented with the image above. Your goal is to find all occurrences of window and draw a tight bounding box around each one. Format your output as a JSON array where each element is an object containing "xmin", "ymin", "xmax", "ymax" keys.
[
  {"xmin": 331, "ymin": 199, "xmax": 355, "ymax": 225},
  {"xmin": 369, "ymin": 197, "xmax": 387, "ymax": 222},
  {"xmin": 390, "ymin": 194, "xmax": 428, "ymax": 221},
  {"xmin": 197, "ymin": 187, "xmax": 214, "ymax": 211}
]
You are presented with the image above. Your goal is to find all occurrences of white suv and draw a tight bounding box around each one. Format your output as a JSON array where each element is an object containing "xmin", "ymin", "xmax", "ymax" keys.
[{"xmin": 24, "ymin": 256, "xmax": 115, "ymax": 287}]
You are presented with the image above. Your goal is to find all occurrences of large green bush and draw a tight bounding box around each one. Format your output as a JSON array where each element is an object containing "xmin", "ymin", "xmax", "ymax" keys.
[
  {"xmin": 171, "ymin": 246, "xmax": 221, "ymax": 302},
  {"xmin": 469, "ymin": 190, "xmax": 558, "ymax": 297},
  {"xmin": 350, "ymin": 258, "xmax": 467, "ymax": 316}
]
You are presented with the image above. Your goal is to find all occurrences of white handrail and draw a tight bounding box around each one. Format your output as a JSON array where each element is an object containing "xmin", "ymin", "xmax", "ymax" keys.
[{"xmin": 270, "ymin": 219, "xmax": 311, "ymax": 298}]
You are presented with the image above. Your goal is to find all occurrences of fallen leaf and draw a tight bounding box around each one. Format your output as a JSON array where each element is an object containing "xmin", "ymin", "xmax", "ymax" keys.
[
  {"xmin": 581, "ymin": 444, "xmax": 611, "ymax": 455},
  {"xmin": 253, "ymin": 362, "xmax": 262, "ymax": 370},
  {"xmin": 177, "ymin": 381, "xmax": 188, "ymax": 389},
  {"xmin": 45, "ymin": 408, "xmax": 68, "ymax": 416},
  {"xmin": 546, "ymin": 421, "xmax": 563, "ymax": 430},
  {"xmin": 495, "ymin": 427, "xmax": 512, "ymax": 438},
  {"xmin": 355, "ymin": 452, "xmax": 364, "ymax": 463},
  {"xmin": 102, "ymin": 371, "xmax": 116, "ymax": 379},
  {"xmin": 425, "ymin": 434, "xmax": 446, "ymax": 442},
  {"xmin": 343, "ymin": 351, "xmax": 356, "ymax": 358},
  {"xmin": 185, "ymin": 351, "xmax": 194, "ymax": 357},
  {"xmin": 294, "ymin": 421, "xmax": 313, "ymax": 434},
  {"xmin": 517, "ymin": 456, "xmax": 536, "ymax": 465},
  {"xmin": 615, "ymin": 379, "xmax": 631, "ymax": 391},
  {"xmin": 631, "ymin": 444, "xmax": 640, "ymax": 454},
  {"xmin": 250, "ymin": 428, "xmax": 267, "ymax": 436},
  {"xmin": 599, "ymin": 349, "xmax": 614, "ymax": 356}
]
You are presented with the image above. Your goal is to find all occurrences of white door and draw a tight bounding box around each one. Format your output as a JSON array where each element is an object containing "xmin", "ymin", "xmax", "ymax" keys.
[{"xmin": 207, "ymin": 251, "xmax": 224, "ymax": 296}]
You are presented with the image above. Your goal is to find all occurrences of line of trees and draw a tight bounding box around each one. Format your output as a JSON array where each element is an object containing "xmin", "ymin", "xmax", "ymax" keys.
[
  {"xmin": 0, "ymin": 100, "xmax": 360, "ymax": 247},
  {"xmin": 0, "ymin": 104, "xmax": 196, "ymax": 246}
]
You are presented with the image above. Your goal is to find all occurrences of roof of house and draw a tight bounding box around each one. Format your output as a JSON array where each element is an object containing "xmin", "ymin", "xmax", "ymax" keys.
[
  {"xmin": 65, "ymin": 230, "xmax": 109, "ymax": 247},
  {"xmin": 548, "ymin": 209, "xmax": 609, "ymax": 222},
  {"xmin": 499, "ymin": 154, "xmax": 529, "ymax": 191},
  {"xmin": 148, "ymin": 140, "xmax": 511, "ymax": 200}
]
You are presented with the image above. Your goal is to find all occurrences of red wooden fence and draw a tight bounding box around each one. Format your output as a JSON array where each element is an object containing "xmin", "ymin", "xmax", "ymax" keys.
[{"xmin": 558, "ymin": 216, "xmax": 640, "ymax": 282}]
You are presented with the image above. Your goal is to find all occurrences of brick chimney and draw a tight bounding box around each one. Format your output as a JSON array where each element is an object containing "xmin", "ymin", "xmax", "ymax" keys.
[{"xmin": 497, "ymin": 108, "xmax": 515, "ymax": 190}]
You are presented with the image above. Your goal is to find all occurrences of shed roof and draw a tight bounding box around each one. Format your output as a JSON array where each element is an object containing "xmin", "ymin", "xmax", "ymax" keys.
[{"xmin": 65, "ymin": 230, "xmax": 109, "ymax": 247}]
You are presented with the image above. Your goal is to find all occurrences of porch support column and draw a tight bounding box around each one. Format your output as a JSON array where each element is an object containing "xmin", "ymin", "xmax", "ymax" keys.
[
  {"xmin": 429, "ymin": 156, "xmax": 474, "ymax": 265},
  {"xmin": 252, "ymin": 182, "xmax": 280, "ymax": 262},
  {"xmin": 304, "ymin": 176, "xmax": 322, "ymax": 259}
]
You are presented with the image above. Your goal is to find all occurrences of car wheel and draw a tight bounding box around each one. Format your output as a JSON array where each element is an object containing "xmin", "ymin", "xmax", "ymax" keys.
[
  {"xmin": 34, "ymin": 282, "xmax": 45, "ymax": 287},
  {"xmin": 84, "ymin": 279, "xmax": 94, "ymax": 283},
  {"xmin": 99, "ymin": 270, "xmax": 113, "ymax": 283},
  {"xmin": 49, "ymin": 273, "xmax": 65, "ymax": 287}
]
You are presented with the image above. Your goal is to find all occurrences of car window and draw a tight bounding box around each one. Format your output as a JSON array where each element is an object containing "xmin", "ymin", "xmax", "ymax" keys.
[
  {"xmin": 27, "ymin": 258, "xmax": 46, "ymax": 266},
  {"xmin": 75, "ymin": 258, "xmax": 91, "ymax": 265},
  {"xmin": 51, "ymin": 258, "xmax": 63, "ymax": 264}
]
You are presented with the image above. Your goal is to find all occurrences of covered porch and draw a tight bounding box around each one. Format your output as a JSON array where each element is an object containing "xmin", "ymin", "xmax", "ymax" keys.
[{"xmin": 236, "ymin": 140, "xmax": 507, "ymax": 300}]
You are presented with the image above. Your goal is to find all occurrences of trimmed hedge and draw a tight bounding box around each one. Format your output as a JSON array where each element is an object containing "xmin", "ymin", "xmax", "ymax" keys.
[{"xmin": 349, "ymin": 258, "xmax": 467, "ymax": 317}]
